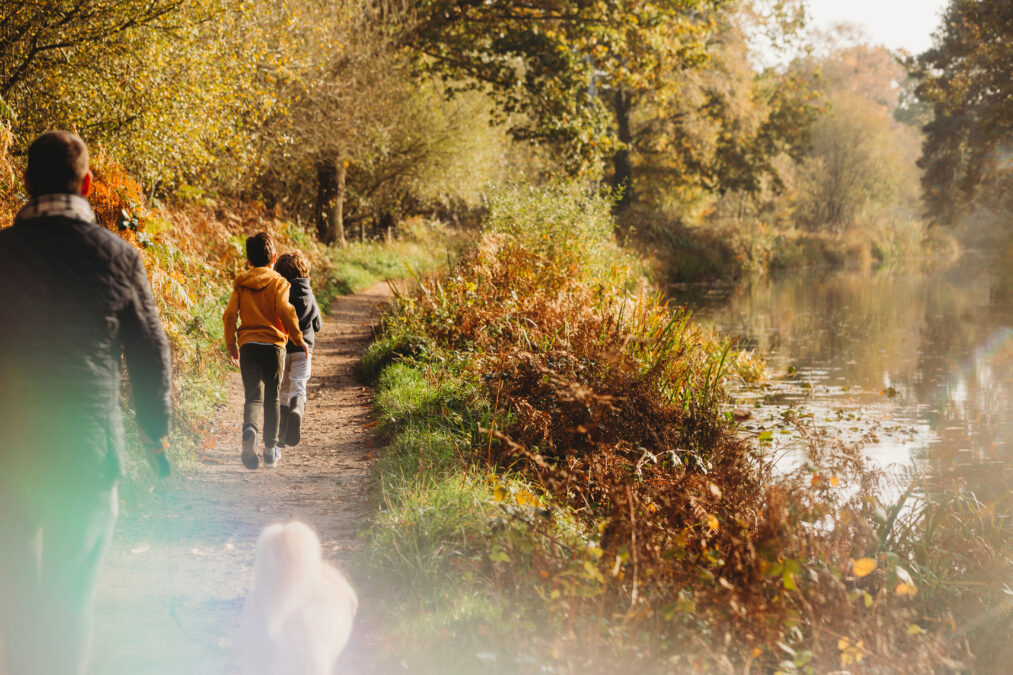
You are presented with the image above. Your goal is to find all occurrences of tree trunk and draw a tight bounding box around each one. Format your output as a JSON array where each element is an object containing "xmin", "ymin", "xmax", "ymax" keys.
[
  {"xmin": 610, "ymin": 88, "xmax": 634, "ymax": 211},
  {"xmin": 314, "ymin": 158, "xmax": 346, "ymax": 245}
]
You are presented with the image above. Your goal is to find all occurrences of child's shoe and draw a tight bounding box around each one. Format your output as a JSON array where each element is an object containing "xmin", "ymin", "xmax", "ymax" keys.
[
  {"xmin": 241, "ymin": 425, "xmax": 259, "ymax": 470},
  {"xmin": 263, "ymin": 445, "xmax": 281, "ymax": 468},
  {"xmin": 285, "ymin": 396, "xmax": 304, "ymax": 447}
]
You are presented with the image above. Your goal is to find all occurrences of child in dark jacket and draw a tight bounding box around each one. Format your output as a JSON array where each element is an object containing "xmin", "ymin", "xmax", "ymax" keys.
[{"xmin": 275, "ymin": 251, "xmax": 322, "ymax": 446}]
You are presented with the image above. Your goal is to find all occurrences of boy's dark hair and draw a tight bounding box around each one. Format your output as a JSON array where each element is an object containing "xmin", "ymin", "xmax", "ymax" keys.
[
  {"xmin": 25, "ymin": 131, "xmax": 90, "ymax": 196},
  {"xmin": 246, "ymin": 232, "xmax": 276, "ymax": 267},
  {"xmin": 275, "ymin": 251, "xmax": 311, "ymax": 280}
]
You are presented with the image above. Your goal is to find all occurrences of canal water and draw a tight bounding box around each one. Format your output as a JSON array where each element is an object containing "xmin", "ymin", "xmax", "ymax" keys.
[{"xmin": 677, "ymin": 252, "xmax": 1013, "ymax": 498}]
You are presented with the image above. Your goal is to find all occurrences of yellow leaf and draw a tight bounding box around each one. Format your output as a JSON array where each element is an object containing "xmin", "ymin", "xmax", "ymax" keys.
[
  {"xmin": 751, "ymin": 647, "xmax": 763, "ymax": 658},
  {"xmin": 830, "ymin": 476, "xmax": 840, "ymax": 487},
  {"xmin": 851, "ymin": 557, "xmax": 877, "ymax": 577},
  {"xmin": 896, "ymin": 582, "xmax": 918, "ymax": 597},
  {"xmin": 492, "ymin": 485, "xmax": 507, "ymax": 503},
  {"xmin": 838, "ymin": 637, "xmax": 865, "ymax": 666},
  {"xmin": 908, "ymin": 623, "xmax": 925, "ymax": 635},
  {"xmin": 707, "ymin": 514, "xmax": 719, "ymax": 532}
]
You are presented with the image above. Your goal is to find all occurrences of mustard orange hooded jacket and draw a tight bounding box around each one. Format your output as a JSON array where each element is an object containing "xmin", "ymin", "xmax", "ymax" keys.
[{"xmin": 223, "ymin": 266, "xmax": 305, "ymax": 353}]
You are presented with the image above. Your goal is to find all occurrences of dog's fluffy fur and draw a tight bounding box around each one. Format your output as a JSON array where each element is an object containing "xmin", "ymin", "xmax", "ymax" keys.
[{"xmin": 240, "ymin": 521, "xmax": 358, "ymax": 675}]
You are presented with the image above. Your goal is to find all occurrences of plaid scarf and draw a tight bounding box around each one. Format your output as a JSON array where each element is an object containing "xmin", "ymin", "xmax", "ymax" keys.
[{"xmin": 14, "ymin": 193, "xmax": 96, "ymax": 225}]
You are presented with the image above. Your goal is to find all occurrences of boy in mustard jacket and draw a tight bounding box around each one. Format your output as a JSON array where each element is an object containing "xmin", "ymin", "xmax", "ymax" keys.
[{"xmin": 223, "ymin": 232, "xmax": 307, "ymax": 469}]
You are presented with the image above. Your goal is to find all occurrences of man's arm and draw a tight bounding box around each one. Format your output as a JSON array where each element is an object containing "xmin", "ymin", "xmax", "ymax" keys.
[
  {"xmin": 120, "ymin": 251, "xmax": 173, "ymax": 475},
  {"xmin": 222, "ymin": 285, "xmax": 240, "ymax": 366}
]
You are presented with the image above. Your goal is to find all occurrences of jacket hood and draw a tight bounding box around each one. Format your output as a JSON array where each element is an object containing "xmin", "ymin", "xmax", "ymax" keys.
[
  {"xmin": 289, "ymin": 277, "xmax": 311, "ymax": 293},
  {"xmin": 236, "ymin": 267, "xmax": 282, "ymax": 290}
]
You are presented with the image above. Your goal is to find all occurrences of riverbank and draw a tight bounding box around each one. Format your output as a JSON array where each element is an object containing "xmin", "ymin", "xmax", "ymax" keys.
[
  {"xmin": 357, "ymin": 185, "xmax": 1006, "ymax": 672},
  {"xmin": 625, "ymin": 207, "xmax": 960, "ymax": 283}
]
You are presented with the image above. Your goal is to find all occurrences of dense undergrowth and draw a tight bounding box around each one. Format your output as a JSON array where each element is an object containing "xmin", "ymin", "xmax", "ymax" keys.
[
  {"xmin": 359, "ymin": 184, "xmax": 1009, "ymax": 673},
  {"xmin": 0, "ymin": 126, "xmax": 456, "ymax": 486}
]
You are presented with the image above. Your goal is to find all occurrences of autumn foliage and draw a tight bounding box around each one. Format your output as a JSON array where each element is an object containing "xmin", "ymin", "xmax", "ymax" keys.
[{"xmin": 364, "ymin": 185, "xmax": 990, "ymax": 672}]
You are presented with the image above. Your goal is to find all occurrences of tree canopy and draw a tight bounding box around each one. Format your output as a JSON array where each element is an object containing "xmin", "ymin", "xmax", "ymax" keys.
[
  {"xmin": 406, "ymin": 0, "xmax": 724, "ymax": 175},
  {"xmin": 915, "ymin": 0, "xmax": 1013, "ymax": 224}
]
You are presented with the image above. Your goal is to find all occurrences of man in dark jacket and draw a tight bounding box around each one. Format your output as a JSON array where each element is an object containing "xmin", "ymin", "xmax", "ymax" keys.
[{"xmin": 0, "ymin": 131, "xmax": 172, "ymax": 675}]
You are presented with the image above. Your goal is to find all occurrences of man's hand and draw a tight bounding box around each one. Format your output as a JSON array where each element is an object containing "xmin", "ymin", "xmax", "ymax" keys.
[
  {"xmin": 140, "ymin": 430, "xmax": 171, "ymax": 479},
  {"xmin": 229, "ymin": 347, "xmax": 240, "ymax": 368},
  {"xmin": 302, "ymin": 343, "xmax": 309, "ymax": 358}
]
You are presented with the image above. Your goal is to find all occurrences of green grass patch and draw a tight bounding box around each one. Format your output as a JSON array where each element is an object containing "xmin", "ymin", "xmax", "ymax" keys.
[{"xmin": 316, "ymin": 220, "xmax": 470, "ymax": 310}]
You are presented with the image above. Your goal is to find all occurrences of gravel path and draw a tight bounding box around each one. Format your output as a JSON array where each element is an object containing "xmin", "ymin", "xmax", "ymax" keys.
[{"xmin": 91, "ymin": 282, "xmax": 391, "ymax": 674}]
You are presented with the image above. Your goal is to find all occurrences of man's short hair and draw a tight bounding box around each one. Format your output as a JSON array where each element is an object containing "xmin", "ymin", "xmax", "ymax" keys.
[
  {"xmin": 275, "ymin": 251, "xmax": 311, "ymax": 280},
  {"xmin": 246, "ymin": 232, "xmax": 276, "ymax": 267},
  {"xmin": 25, "ymin": 131, "xmax": 90, "ymax": 196}
]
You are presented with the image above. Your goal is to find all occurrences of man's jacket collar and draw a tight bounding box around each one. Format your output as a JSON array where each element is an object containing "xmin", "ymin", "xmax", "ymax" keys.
[{"xmin": 14, "ymin": 193, "xmax": 97, "ymax": 225}]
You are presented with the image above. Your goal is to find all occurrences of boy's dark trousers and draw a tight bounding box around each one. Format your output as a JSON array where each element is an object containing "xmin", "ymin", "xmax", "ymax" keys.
[{"xmin": 239, "ymin": 343, "xmax": 285, "ymax": 447}]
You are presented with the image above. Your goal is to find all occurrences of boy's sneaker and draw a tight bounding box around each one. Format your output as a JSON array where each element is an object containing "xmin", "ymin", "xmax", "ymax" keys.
[
  {"xmin": 241, "ymin": 425, "xmax": 259, "ymax": 470},
  {"xmin": 285, "ymin": 396, "xmax": 304, "ymax": 447},
  {"xmin": 264, "ymin": 446, "xmax": 281, "ymax": 468}
]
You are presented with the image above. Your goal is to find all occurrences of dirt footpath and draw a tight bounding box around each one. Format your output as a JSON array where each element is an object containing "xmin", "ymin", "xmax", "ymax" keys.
[{"xmin": 91, "ymin": 282, "xmax": 391, "ymax": 675}]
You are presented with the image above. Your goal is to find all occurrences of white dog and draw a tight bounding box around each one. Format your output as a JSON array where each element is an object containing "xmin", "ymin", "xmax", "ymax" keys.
[{"xmin": 240, "ymin": 521, "xmax": 358, "ymax": 675}]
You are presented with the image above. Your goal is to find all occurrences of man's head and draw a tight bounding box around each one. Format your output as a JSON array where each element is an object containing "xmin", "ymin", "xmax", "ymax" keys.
[
  {"xmin": 25, "ymin": 131, "xmax": 92, "ymax": 197},
  {"xmin": 275, "ymin": 251, "xmax": 311, "ymax": 281},
  {"xmin": 246, "ymin": 232, "xmax": 277, "ymax": 267}
]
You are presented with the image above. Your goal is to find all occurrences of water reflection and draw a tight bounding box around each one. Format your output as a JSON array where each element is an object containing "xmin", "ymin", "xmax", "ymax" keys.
[{"xmin": 677, "ymin": 253, "xmax": 1013, "ymax": 498}]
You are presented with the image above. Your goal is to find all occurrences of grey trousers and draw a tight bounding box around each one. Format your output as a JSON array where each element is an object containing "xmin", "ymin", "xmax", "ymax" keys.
[{"xmin": 0, "ymin": 481, "xmax": 118, "ymax": 675}]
